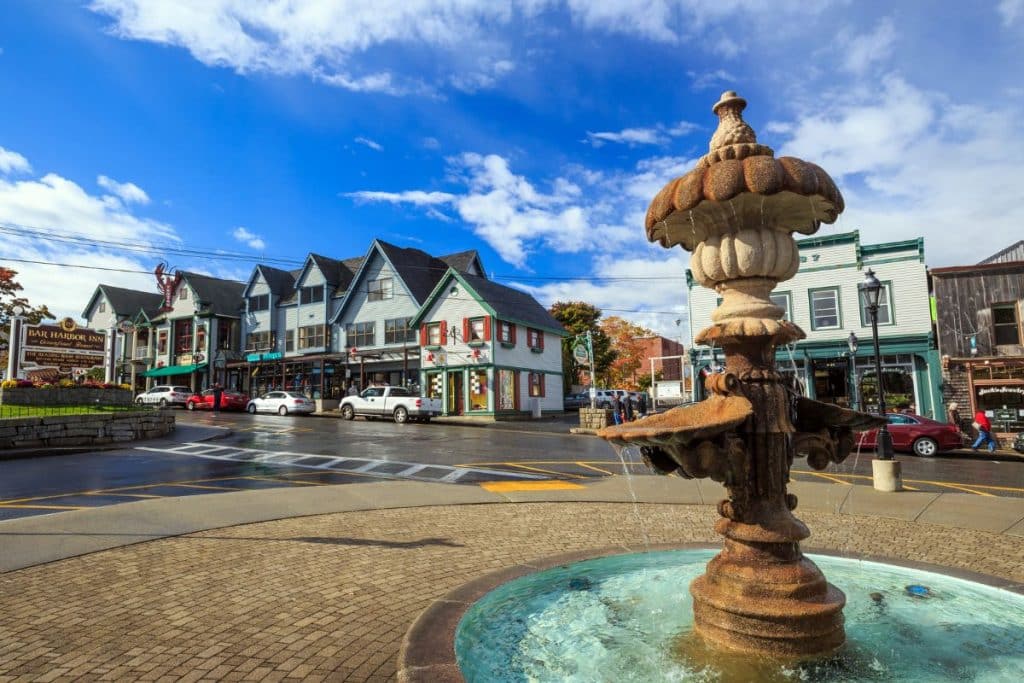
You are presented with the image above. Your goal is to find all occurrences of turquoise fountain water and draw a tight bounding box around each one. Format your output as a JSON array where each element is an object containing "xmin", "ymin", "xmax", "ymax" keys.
[{"xmin": 456, "ymin": 549, "xmax": 1024, "ymax": 682}]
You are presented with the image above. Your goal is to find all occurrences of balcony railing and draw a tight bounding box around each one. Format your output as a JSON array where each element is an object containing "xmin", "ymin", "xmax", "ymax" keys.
[{"xmin": 134, "ymin": 347, "xmax": 153, "ymax": 360}]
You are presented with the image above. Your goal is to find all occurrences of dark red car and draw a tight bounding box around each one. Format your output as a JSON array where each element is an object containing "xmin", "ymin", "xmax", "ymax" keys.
[
  {"xmin": 857, "ymin": 413, "xmax": 963, "ymax": 457},
  {"xmin": 186, "ymin": 390, "xmax": 250, "ymax": 412}
]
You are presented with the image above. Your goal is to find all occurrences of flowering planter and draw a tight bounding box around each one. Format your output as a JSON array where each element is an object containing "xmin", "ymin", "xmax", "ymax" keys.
[{"xmin": 0, "ymin": 387, "xmax": 133, "ymax": 407}]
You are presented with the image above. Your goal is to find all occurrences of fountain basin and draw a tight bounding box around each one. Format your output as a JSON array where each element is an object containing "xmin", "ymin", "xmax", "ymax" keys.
[{"xmin": 400, "ymin": 546, "xmax": 1024, "ymax": 682}]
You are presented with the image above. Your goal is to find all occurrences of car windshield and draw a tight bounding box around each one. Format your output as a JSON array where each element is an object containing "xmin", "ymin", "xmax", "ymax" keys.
[{"xmin": 285, "ymin": 392, "xmax": 307, "ymax": 399}]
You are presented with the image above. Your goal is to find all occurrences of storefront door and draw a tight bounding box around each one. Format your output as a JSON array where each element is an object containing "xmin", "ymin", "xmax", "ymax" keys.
[
  {"xmin": 812, "ymin": 358, "xmax": 850, "ymax": 408},
  {"xmin": 447, "ymin": 371, "xmax": 464, "ymax": 415}
]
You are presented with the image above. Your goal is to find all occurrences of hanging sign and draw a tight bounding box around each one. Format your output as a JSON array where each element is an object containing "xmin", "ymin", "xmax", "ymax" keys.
[{"xmin": 573, "ymin": 343, "xmax": 590, "ymax": 364}]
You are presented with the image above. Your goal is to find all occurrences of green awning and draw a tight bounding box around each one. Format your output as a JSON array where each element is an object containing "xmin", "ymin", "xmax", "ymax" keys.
[{"xmin": 140, "ymin": 363, "xmax": 207, "ymax": 378}]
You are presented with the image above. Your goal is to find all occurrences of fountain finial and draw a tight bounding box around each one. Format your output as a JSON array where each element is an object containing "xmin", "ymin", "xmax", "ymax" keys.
[{"xmin": 709, "ymin": 91, "xmax": 757, "ymax": 151}]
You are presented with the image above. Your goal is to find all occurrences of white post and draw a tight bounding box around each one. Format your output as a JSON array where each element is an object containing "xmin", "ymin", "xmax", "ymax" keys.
[
  {"xmin": 650, "ymin": 356, "xmax": 656, "ymax": 409},
  {"xmin": 105, "ymin": 327, "xmax": 117, "ymax": 383},
  {"xmin": 6, "ymin": 315, "xmax": 23, "ymax": 380}
]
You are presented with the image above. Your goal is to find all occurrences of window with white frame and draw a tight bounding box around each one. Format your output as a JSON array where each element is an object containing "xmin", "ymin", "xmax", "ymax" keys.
[
  {"xmin": 427, "ymin": 322, "xmax": 442, "ymax": 346},
  {"xmin": 246, "ymin": 330, "xmax": 271, "ymax": 351},
  {"xmin": 469, "ymin": 317, "xmax": 485, "ymax": 342},
  {"xmin": 810, "ymin": 288, "xmax": 840, "ymax": 330},
  {"xmin": 298, "ymin": 325, "xmax": 325, "ymax": 349},
  {"xmin": 859, "ymin": 282, "xmax": 893, "ymax": 326},
  {"xmin": 284, "ymin": 329, "xmax": 294, "ymax": 352},
  {"xmin": 528, "ymin": 371, "xmax": 545, "ymax": 397},
  {"xmin": 498, "ymin": 321, "xmax": 515, "ymax": 344},
  {"xmin": 179, "ymin": 287, "xmax": 188, "ymax": 300},
  {"xmin": 367, "ymin": 278, "xmax": 393, "ymax": 302},
  {"xmin": 527, "ymin": 328, "xmax": 544, "ymax": 349},
  {"xmin": 347, "ymin": 322, "xmax": 375, "ymax": 347},
  {"xmin": 98, "ymin": 301, "xmax": 106, "ymax": 313},
  {"xmin": 770, "ymin": 292, "xmax": 792, "ymax": 321},
  {"xmin": 248, "ymin": 294, "xmax": 270, "ymax": 312}
]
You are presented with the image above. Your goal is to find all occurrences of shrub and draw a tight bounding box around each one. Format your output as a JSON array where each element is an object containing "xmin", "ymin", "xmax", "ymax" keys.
[
  {"xmin": 59, "ymin": 379, "xmax": 75, "ymax": 388},
  {"xmin": 0, "ymin": 379, "xmax": 17, "ymax": 389}
]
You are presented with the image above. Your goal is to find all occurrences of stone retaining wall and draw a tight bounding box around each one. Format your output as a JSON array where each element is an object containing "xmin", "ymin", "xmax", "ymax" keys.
[
  {"xmin": 0, "ymin": 411, "xmax": 174, "ymax": 450},
  {"xmin": 579, "ymin": 407, "xmax": 612, "ymax": 431},
  {"xmin": 0, "ymin": 387, "xmax": 133, "ymax": 407}
]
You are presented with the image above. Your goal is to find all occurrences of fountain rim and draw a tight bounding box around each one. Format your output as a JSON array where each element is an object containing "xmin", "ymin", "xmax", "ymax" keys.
[{"xmin": 396, "ymin": 542, "xmax": 1024, "ymax": 683}]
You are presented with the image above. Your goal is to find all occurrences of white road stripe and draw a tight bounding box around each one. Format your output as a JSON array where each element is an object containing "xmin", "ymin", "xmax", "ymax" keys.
[{"xmin": 137, "ymin": 443, "xmax": 545, "ymax": 482}]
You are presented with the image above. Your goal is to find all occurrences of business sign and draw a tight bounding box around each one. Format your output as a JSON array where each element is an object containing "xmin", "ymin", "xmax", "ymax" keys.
[
  {"xmin": 573, "ymin": 343, "xmax": 590, "ymax": 364},
  {"xmin": 18, "ymin": 319, "xmax": 106, "ymax": 377}
]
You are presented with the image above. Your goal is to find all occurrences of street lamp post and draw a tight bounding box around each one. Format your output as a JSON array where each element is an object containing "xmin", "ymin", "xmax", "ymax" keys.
[
  {"xmin": 5, "ymin": 305, "xmax": 26, "ymax": 380},
  {"xmin": 847, "ymin": 332, "xmax": 859, "ymax": 411},
  {"xmin": 859, "ymin": 269, "xmax": 901, "ymax": 492}
]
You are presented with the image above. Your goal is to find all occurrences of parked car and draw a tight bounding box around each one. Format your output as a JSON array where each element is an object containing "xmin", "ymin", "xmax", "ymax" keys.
[
  {"xmin": 1013, "ymin": 432, "xmax": 1024, "ymax": 454},
  {"xmin": 856, "ymin": 413, "xmax": 963, "ymax": 457},
  {"xmin": 135, "ymin": 385, "xmax": 193, "ymax": 407},
  {"xmin": 563, "ymin": 392, "xmax": 590, "ymax": 410},
  {"xmin": 246, "ymin": 391, "xmax": 315, "ymax": 416},
  {"xmin": 339, "ymin": 386, "xmax": 442, "ymax": 423},
  {"xmin": 186, "ymin": 389, "xmax": 250, "ymax": 412}
]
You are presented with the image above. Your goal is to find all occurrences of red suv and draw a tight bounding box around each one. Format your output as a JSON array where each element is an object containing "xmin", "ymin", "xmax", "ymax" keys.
[{"xmin": 857, "ymin": 413, "xmax": 963, "ymax": 457}]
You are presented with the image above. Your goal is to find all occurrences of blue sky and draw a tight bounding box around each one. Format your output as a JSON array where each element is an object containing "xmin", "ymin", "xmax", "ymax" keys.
[{"xmin": 1, "ymin": 1, "xmax": 1022, "ymax": 341}]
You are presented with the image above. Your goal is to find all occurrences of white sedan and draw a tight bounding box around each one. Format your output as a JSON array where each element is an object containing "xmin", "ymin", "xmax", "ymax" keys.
[{"xmin": 246, "ymin": 391, "xmax": 315, "ymax": 416}]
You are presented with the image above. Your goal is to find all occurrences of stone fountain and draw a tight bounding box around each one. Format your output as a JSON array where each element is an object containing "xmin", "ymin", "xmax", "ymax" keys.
[{"xmin": 598, "ymin": 91, "xmax": 886, "ymax": 659}]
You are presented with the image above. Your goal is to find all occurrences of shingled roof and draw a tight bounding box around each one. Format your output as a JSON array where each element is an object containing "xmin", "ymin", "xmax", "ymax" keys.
[
  {"xmin": 83, "ymin": 284, "xmax": 164, "ymax": 320},
  {"xmin": 438, "ymin": 249, "xmax": 482, "ymax": 275},
  {"xmin": 180, "ymin": 272, "xmax": 246, "ymax": 317},
  {"xmin": 377, "ymin": 240, "xmax": 461, "ymax": 303},
  {"xmin": 420, "ymin": 270, "xmax": 564, "ymax": 335},
  {"xmin": 254, "ymin": 265, "xmax": 297, "ymax": 297}
]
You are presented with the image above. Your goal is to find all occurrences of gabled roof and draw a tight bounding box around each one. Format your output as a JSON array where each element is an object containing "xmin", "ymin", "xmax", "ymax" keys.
[
  {"xmin": 180, "ymin": 271, "xmax": 246, "ymax": 317},
  {"xmin": 412, "ymin": 268, "xmax": 567, "ymax": 336},
  {"xmin": 438, "ymin": 249, "xmax": 484, "ymax": 275},
  {"xmin": 81, "ymin": 284, "xmax": 164, "ymax": 320},
  {"xmin": 258, "ymin": 265, "xmax": 297, "ymax": 297}
]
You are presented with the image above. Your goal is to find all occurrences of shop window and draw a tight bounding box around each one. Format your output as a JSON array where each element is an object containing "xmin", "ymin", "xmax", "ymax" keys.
[
  {"xmin": 497, "ymin": 369, "xmax": 517, "ymax": 410},
  {"xmin": 218, "ymin": 320, "xmax": 235, "ymax": 350},
  {"xmin": 498, "ymin": 321, "xmax": 516, "ymax": 345},
  {"xmin": 299, "ymin": 286, "xmax": 324, "ymax": 305},
  {"xmin": 993, "ymin": 304, "xmax": 1021, "ymax": 346},
  {"xmin": 385, "ymin": 317, "xmax": 416, "ymax": 344},
  {"xmin": 859, "ymin": 282, "xmax": 893, "ymax": 326},
  {"xmin": 157, "ymin": 330, "xmax": 168, "ymax": 354},
  {"xmin": 426, "ymin": 373, "xmax": 443, "ymax": 399},
  {"xmin": 770, "ymin": 292, "xmax": 792, "ymax": 321},
  {"xmin": 285, "ymin": 330, "xmax": 294, "ymax": 352},
  {"xmin": 346, "ymin": 321, "xmax": 375, "ymax": 347},
  {"xmin": 469, "ymin": 370, "xmax": 489, "ymax": 411},
  {"xmin": 367, "ymin": 278, "xmax": 393, "ymax": 302},
  {"xmin": 528, "ymin": 372, "xmax": 546, "ymax": 398},
  {"xmin": 810, "ymin": 288, "xmax": 841, "ymax": 330},
  {"xmin": 298, "ymin": 325, "xmax": 325, "ymax": 349},
  {"xmin": 248, "ymin": 294, "xmax": 270, "ymax": 312},
  {"xmin": 246, "ymin": 330, "xmax": 272, "ymax": 351},
  {"xmin": 195, "ymin": 326, "xmax": 206, "ymax": 353},
  {"xmin": 174, "ymin": 319, "xmax": 193, "ymax": 354},
  {"xmin": 527, "ymin": 328, "xmax": 544, "ymax": 350}
]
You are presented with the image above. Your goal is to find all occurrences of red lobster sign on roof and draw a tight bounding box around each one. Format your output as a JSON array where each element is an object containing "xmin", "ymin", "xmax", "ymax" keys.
[{"xmin": 154, "ymin": 262, "xmax": 182, "ymax": 312}]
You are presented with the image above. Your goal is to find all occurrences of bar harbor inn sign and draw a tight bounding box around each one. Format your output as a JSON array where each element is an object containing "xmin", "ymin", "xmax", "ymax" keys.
[{"xmin": 8, "ymin": 316, "xmax": 107, "ymax": 380}]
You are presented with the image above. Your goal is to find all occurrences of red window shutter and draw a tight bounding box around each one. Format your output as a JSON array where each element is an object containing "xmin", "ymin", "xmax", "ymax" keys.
[
  {"xmin": 483, "ymin": 316, "xmax": 492, "ymax": 341},
  {"xmin": 537, "ymin": 329, "xmax": 544, "ymax": 350},
  {"xmin": 420, "ymin": 324, "xmax": 428, "ymax": 346},
  {"xmin": 513, "ymin": 371, "xmax": 520, "ymax": 410},
  {"xmin": 440, "ymin": 320, "xmax": 448, "ymax": 346},
  {"xmin": 462, "ymin": 317, "xmax": 470, "ymax": 343},
  {"xmin": 540, "ymin": 373, "xmax": 546, "ymax": 398},
  {"xmin": 510, "ymin": 324, "xmax": 517, "ymax": 345}
]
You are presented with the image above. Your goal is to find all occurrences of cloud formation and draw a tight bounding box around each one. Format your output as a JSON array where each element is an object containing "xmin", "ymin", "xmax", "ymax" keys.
[
  {"xmin": 584, "ymin": 121, "xmax": 700, "ymax": 147},
  {"xmin": 232, "ymin": 226, "xmax": 266, "ymax": 250},
  {"xmin": 0, "ymin": 146, "xmax": 31, "ymax": 174},
  {"xmin": 354, "ymin": 136, "xmax": 383, "ymax": 151},
  {"xmin": 97, "ymin": 174, "xmax": 150, "ymax": 205}
]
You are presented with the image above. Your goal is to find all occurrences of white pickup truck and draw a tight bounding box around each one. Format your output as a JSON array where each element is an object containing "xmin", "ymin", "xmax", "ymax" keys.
[{"xmin": 339, "ymin": 386, "xmax": 443, "ymax": 424}]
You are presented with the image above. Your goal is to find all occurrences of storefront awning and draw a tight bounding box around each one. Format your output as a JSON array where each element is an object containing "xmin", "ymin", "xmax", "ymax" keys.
[{"xmin": 141, "ymin": 363, "xmax": 207, "ymax": 378}]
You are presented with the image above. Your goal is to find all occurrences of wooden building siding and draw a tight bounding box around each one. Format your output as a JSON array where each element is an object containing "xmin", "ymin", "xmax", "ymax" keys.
[
  {"xmin": 336, "ymin": 252, "xmax": 422, "ymax": 350},
  {"xmin": 931, "ymin": 264, "xmax": 1024, "ymax": 358}
]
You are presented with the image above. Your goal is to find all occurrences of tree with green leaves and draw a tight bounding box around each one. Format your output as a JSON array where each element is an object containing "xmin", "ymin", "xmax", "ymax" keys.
[{"xmin": 549, "ymin": 301, "xmax": 616, "ymax": 390}]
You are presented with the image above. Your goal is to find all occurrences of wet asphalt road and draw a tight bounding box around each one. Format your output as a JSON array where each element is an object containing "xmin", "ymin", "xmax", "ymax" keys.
[{"xmin": 1, "ymin": 410, "xmax": 1022, "ymax": 520}]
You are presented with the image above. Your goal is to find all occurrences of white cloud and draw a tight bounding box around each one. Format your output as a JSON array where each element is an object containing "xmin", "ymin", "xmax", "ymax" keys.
[
  {"xmin": 584, "ymin": 121, "xmax": 700, "ymax": 147},
  {"xmin": 450, "ymin": 58, "xmax": 516, "ymax": 93},
  {"xmin": 0, "ymin": 146, "xmax": 31, "ymax": 174},
  {"xmin": 232, "ymin": 226, "xmax": 266, "ymax": 250},
  {"xmin": 345, "ymin": 190, "xmax": 456, "ymax": 206},
  {"xmin": 97, "ymin": 174, "xmax": 150, "ymax": 204},
  {"xmin": 354, "ymin": 136, "xmax": 383, "ymax": 151},
  {"xmin": 422, "ymin": 137, "xmax": 441, "ymax": 150},
  {"xmin": 688, "ymin": 69, "xmax": 736, "ymax": 91},
  {"xmin": 999, "ymin": 0, "xmax": 1024, "ymax": 25},
  {"xmin": 837, "ymin": 17, "xmax": 897, "ymax": 74},
  {"xmin": 0, "ymin": 148, "xmax": 180, "ymax": 320}
]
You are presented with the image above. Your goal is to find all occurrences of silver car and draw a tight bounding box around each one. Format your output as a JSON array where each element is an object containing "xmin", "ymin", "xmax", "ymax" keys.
[
  {"xmin": 135, "ymin": 385, "xmax": 193, "ymax": 407},
  {"xmin": 246, "ymin": 391, "xmax": 315, "ymax": 416}
]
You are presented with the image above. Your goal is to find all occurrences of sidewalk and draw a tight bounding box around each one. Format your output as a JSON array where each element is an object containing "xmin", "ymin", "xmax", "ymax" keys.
[{"xmin": 0, "ymin": 476, "xmax": 1022, "ymax": 680}]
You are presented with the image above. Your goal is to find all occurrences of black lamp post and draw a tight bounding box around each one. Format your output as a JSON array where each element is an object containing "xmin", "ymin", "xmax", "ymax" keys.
[{"xmin": 859, "ymin": 269, "xmax": 894, "ymax": 461}]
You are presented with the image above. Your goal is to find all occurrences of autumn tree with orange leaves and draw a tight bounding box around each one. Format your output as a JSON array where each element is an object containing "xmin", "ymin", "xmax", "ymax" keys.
[{"xmin": 599, "ymin": 315, "xmax": 655, "ymax": 389}]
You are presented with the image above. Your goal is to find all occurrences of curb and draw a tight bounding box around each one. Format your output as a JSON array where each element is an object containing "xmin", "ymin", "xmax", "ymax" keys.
[{"xmin": 0, "ymin": 425, "xmax": 233, "ymax": 461}]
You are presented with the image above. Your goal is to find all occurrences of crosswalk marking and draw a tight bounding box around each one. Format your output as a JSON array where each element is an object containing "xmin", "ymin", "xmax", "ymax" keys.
[{"xmin": 137, "ymin": 443, "xmax": 547, "ymax": 483}]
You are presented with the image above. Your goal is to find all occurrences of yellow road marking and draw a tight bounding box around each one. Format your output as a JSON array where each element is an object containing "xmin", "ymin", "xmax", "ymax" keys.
[
  {"xmin": 797, "ymin": 471, "xmax": 852, "ymax": 486},
  {"xmin": 495, "ymin": 463, "xmax": 588, "ymax": 478},
  {"xmin": 238, "ymin": 476, "xmax": 322, "ymax": 486},
  {"xmin": 925, "ymin": 482, "xmax": 994, "ymax": 497},
  {"xmin": 0, "ymin": 503, "xmax": 87, "ymax": 510},
  {"xmin": 162, "ymin": 483, "xmax": 242, "ymax": 491},
  {"xmin": 575, "ymin": 461, "xmax": 615, "ymax": 476},
  {"xmin": 480, "ymin": 480, "xmax": 586, "ymax": 492}
]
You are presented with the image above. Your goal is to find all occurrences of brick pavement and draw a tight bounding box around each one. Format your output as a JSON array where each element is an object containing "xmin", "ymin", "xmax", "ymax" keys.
[{"xmin": 1, "ymin": 499, "xmax": 1023, "ymax": 682}]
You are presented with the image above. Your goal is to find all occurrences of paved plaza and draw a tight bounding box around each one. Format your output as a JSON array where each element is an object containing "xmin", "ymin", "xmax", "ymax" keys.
[{"xmin": 0, "ymin": 476, "xmax": 1022, "ymax": 682}]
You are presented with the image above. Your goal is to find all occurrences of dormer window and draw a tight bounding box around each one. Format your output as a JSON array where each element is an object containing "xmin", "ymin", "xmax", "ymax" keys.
[
  {"xmin": 248, "ymin": 294, "xmax": 270, "ymax": 312},
  {"xmin": 367, "ymin": 278, "xmax": 393, "ymax": 301},
  {"xmin": 179, "ymin": 287, "xmax": 188, "ymax": 301},
  {"xmin": 98, "ymin": 301, "xmax": 106, "ymax": 313}
]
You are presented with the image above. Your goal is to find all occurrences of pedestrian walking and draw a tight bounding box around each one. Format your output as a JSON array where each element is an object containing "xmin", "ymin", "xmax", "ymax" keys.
[
  {"xmin": 971, "ymin": 410, "xmax": 997, "ymax": 453},
  {"xmin": 610, "ymin": 392, "xmax": 622, "ymax": 425},
  {"xmin": 346, "ymin": 383, "xmax": 358, "ymax": 397},
  {"xmin": 638, "ymin": 392, "xmax": 648, "ymax": 417},
  {"xmin": 621, "ymin": 392, "xmax": 634, "ymax": 422},
  {"xmin": 946, "ymin": 401, "xmax": 967, "ymax": 435},
  {"xmin": 212, "ymin": 383, "xmax": 223, "ymax": 413}
]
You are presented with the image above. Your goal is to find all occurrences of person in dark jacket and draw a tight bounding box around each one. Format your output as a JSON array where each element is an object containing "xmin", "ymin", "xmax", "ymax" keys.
[
  {"xmin": 638, "ymin": 392, "xmax": 648, "ymax": 417},
  {"xmin": 610, "ymin": 393, "xmax": 622, "ymax": 425},
  {"xmin": 621, "ymin": 392, "xmax": 634, "ymax": 422},
  {"xmin": 212, "ymin": 383, "xmax": 223, "ymax": 413}
]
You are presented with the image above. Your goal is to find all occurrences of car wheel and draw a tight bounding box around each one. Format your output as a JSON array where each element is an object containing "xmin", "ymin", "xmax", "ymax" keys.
[
  {"xmin": 159, "ymin": 398, "xmax": 168, "ymax": 407},
  {"xmin": 135, "ymin": 398, "xmax": 144, "ymax": 405},
  {"xmin": 394, "ymin": 406, "xmax": 408, "ymax": 424},
  {"xmin": 186, "ymin": 402, "xmax": 195, "ymax": 411},
  {"xmin": 913, "ymin": 437, "xmax": 938, "ymax": 457},
  {"xmin": 341, "ymin": 405, "xmax": 355, "ymax": 420},
  {"xmin": 278, "ymin": 405, "xmax": 288, "ymax": 416},
  {"xmin": 247, "ymin": 404, "xmax": 257, "ymax": 414}
]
